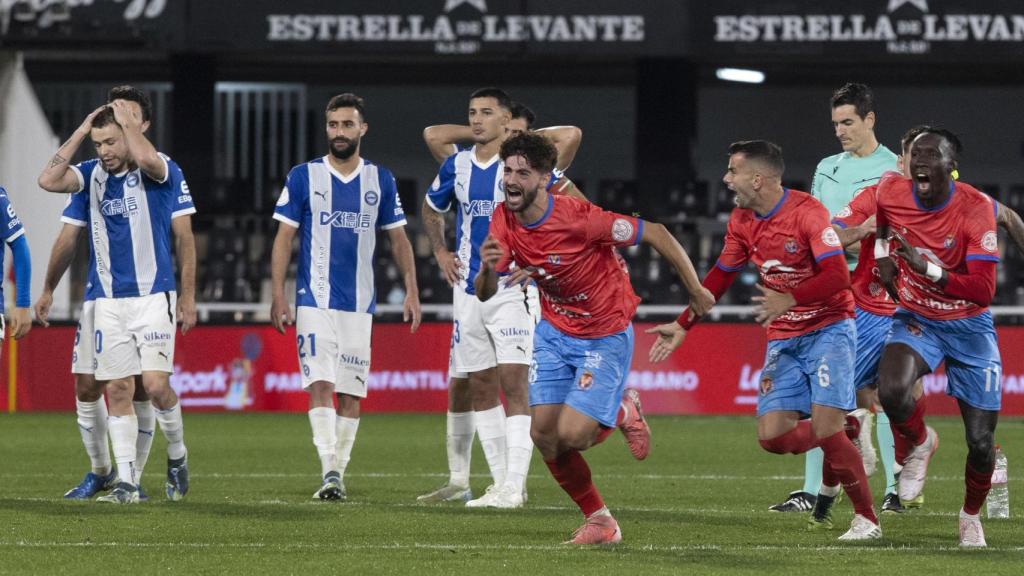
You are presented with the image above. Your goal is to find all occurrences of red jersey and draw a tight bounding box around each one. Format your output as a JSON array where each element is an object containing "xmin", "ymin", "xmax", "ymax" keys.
[
  {"xmin": 875, "ymin": 177, "xmax": 999, "ymax": 320},
  {"xmin": 489, "ymin": 194, "xmax": 642, "ymax": 339},
  {"xmin": 717, "ymin": 188, "xmax": 854, "ymax": 340},
  {"xmin": 832, "ymin": 182, "xmax": 896, "ymax": 316}
]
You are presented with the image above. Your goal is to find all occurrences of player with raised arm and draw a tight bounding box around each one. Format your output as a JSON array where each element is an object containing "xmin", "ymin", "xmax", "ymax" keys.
[
  {"xmin": 270, "ymin": 93, "xmax": 420, "ymax": 502},
  {"xmin": 36, "ymin": 96, "xmax": 197, "ymax": 505},
  {"xmin": 872, "ymin": 129, "xmax": 1002, "ymax": 547},
  {"xmin": 37, "ymin": 87, "xmax": 169, "ymax": 501},
  {"xmin": 476, "ymin": 132, "xmax": 713, "ymax": 544},
  {"xmin": 648, "ymin": 140, "xmax": 881, "ymax": 540}
]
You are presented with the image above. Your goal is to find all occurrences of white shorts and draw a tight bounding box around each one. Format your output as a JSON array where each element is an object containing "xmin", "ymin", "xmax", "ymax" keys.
[
  {"xmin": 296, "ymin": 306, "xmax": 372, "ymax": 397},
  {"xmin": 451, "ymin": 285, "xmax": 534, "ymax": 374},
  {"xmin": 72, "ymin": 300, "xmax": 98, "ymax": 375},
  {"xmin": 94, "ymin": 292, "xmax": 176, "ymax": 381}
]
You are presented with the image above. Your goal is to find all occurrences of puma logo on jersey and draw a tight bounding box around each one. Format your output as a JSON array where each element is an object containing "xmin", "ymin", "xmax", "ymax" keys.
[{"xmin": 314, "ymin": 190, "xmax": 327, "ymax": 200}]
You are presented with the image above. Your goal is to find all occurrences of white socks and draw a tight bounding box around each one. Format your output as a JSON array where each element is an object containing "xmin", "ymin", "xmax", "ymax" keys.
[
  {"xmin": 155, "ymin": 402, "xmax": 187, "ymax": 461},
  {"xmin": 134, "ymin": 401, "xmax": 155, "ymax": 484},
  {"xmin": 335, "ymin": 416, "xmax": 360, "ymax": 478},
  {"xmin": 309, "ymin": 407, "xmax": 337, "ymax": 477},
  {"xmin": 504, "ymin": 414, "xmax": 533, "ymax": 494},
  {"xmin": 475, "ymin": 405, "xmax": 508, "ymax": 486},
  {"xmin": 108, "ymin": 414, "xmax": 139, "ymax": 485},
  {"xmin": 447, "ymin": 411, "xmax": 475, "ymax": 487},
  {"xmin": 819, "ymin": 482, "xmax": 842, "ymax": 498},
  {"xmin": 76, "ymin": 398, "xmax": 110, "ymax": 476}
]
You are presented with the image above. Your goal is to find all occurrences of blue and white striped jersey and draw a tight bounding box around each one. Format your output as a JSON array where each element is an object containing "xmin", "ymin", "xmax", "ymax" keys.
[
  {"xmin": 273, "ymin": 157, "xmax": 407, "ymax": 313},
  {"xmin": 426, "ymin": 147, "xmax": 561, "ymax": 295},
  {"xmin": 0, "ymin": 187, "xmax": 26, "ymax": 312},
  {"xmin": 63, "ymin": 155, "xmax": 196, "ymax": 300}
]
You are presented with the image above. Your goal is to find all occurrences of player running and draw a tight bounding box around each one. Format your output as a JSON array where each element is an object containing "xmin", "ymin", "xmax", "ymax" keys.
[
  {"xmin": 872, "ymin": 129, "xmax": 1002, "ymax": 547},
  {"xmin": 649, "ymin": 140, "xmax": 881, "ymax": 540},
  {"xmin": 477, "ymin": 132, "xmax": 713, "ymax": 544},
  {"xmin": 270, "ymin": 93, "xmax": 421, "ymax": 502}
]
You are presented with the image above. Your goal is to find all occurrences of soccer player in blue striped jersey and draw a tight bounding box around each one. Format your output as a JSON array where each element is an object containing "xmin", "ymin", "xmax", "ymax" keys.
[
  {"xmin": 37, "ymin": 88, "xmax": 166, "ymax": 501},
  {"xmin": 418, "ymin": 99, "xmax": 584, "ymax": 504},
  {"xmin": 270, "ymin": 93, "xmax": 421, "ymax": 501},
  {"xmin": 421, "ymin": 87, "xmax": 546, "ymax": 508},
  {"xmin": 0, "ymin": 187, "xmax": 32, "ymax": 344},
  {"xmin": 37, "ymin": 98, "xmax": 197, "ymax": 505}
]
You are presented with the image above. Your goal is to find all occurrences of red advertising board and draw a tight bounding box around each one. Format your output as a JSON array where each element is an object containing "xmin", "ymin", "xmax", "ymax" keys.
[{"xmin": 3, "ymin": 323, "xmax": 1024, "ymax": 416}]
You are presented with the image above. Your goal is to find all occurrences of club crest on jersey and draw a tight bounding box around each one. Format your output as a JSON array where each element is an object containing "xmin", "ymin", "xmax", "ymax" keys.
[
  {"xmin": 364, "ymin": 190, "xmax": 379, "ymax": 206},
  {"xmin": 869, "ymin": 282, "xmax": 884, "ymax": 297},
  {"xmin": 944, "ymin": 234, "xmax": 956, "ymax": 249},
  {"xmin": 126, "ymin": 172, "xmax": 140, "ymax": 188},
  {"xmin": 101, "ymin": 196, "xmax": 139, "ymax": 218},
  {"xmin": 578, "ymin": 371, "xmax": 594, "ymax": 391},
  {"xmin": 982, "ymin": 231, "xmax": 998, "ymax": 252},
  {"xmin": 611, "ymin": 218, "xmax": 634, "ymax": 242},
  {"xmin": 547, "ymin": 254, "xmax": 561, "ymax": 265},
  {"xmin": 821, "ymin": 227, "xmax": 842, "ymax": 247},
  {"xmin": 784, "ymin": 238, "xmax": 798, "ymax": 254}
]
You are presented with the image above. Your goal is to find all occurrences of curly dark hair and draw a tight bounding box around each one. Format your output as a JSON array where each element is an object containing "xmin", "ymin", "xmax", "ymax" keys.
[
  {"xmin": 499, "ymin": 132, "xmax": 557, "ymax": 173},
  {"xmin": 107, "ymin": 85, "xmax": 152, "ymax": 123},
  {"xmin": 91, "ymin": 106, "xmax": 117, "ymax": 129}
]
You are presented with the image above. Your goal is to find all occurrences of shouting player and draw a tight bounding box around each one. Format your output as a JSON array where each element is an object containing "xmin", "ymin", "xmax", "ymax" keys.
[
  {"xmin": 649, "ymin": 140, "xmax": 881, "ymax": 540},
  {"xmin": 477, "ymin": 132, "xmax": 713, "ymax": 544},
  {"xmin": 873, "ymin": 129, "xmax": 1002, "ymax": 547}
]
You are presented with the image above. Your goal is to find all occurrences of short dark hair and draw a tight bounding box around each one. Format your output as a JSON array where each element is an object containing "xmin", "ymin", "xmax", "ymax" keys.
[
  {"xmin": 91, "ymin": 106, "xmax": 117, "ymax": 130},
  {"xmin": 510, "ymin": 102, "xmax": 535, "ymax": 128},
  {"xmin": 916, "ymin": 127, "xmax": 963, "ymax": 160},
  {"xmin": 469, "ymin": 87, "xmax": 512, "ymax": 111},
  {"xmin": 326, "ymin": 93, "xmax": 366, "ymax": 121},
  {"xmin": 830, "ymin": 82, "xmax": 875, "ymax": 119},
  {"xmin": 500, "ymin": 132, "xmax": 557, "ymax": 174},
  {"xmin": 900, "ymin": 124, "xmax": 932, "ymax": 154},
  {"xmin": 728, "ymin": 140, "xmax": 785, "ymax": 176},
  {"xmin": 107, "ymin": 85, "xmax": 152, "ymax": 123}
]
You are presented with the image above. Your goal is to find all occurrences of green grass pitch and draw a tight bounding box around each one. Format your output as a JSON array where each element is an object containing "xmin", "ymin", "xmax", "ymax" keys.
[{"xmin": 1, "ymin": 413, "xmax": 1022, "ymax": 575}]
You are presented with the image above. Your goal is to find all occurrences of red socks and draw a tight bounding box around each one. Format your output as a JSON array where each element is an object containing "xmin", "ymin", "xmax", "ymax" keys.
[
  {"xmin": 820, "ymin": 431, "xmax": 877, "ymax": 524},
  {"xmin": 892, "ymin": 397, "xmax": 927, "ymax": 464},
  {"xmin": 963, "ymin": 462, "xmax": 993, "ymax": 516},
  {"xmin": 759, "ymin": 420, "xmax": 819, "ymax": 455},
  {"xmin": 545, "ymin": 450, "xmax": 605, "ymax": 517}
]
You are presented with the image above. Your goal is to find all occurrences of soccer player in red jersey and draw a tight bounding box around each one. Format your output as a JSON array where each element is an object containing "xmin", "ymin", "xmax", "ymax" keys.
[
  {"xmin": 476, "ymin": 133, "xmax": 713, "ymax": 545},
  {"xmin": 872, "ymin": 129, "xmax": 1002, "ymax": 547},
  {"xmin": 648, "ymin": 140, "xmax": 881, "ymax": 540}
]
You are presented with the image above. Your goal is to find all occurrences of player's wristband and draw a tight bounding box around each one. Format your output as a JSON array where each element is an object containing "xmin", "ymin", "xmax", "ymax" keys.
[
  {"xmin": 925, "ymin": 261, "xmax": 943, "ymax": 282},
  {"xmin": 873, "ymin": 237, "xmax": 890, "ymax": 259}
]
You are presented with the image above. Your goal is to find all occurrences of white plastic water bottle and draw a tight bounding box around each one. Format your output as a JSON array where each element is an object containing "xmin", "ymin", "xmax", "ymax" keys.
[{"xmin": 987, "ymin": 445, "xmax": 1009, "ymax": 519}]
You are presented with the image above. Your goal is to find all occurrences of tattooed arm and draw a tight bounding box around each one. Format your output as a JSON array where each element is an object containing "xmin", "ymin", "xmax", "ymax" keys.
[{"xmin": 38, "ymin": 105, "xmax": 106, "ymax": 193}]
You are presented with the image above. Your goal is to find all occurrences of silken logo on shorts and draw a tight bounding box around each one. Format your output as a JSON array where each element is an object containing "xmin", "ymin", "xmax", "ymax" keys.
[
  {"xmin": 340, "ymin": 354, "xmax": 370, "ymax": 367},
  {"xmin": 144, "ymin": 331, "xmax": 172, "ymax": 342},
  {"xmin": 499, "ymin": 327, "xmax": 530, "ymax": 338}
]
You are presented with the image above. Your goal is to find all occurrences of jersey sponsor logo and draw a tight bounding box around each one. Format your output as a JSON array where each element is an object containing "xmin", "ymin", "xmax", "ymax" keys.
[
  {"xmin": 462, "ymin": 199, "xmax": 496, "ymax": 217},
  {"xmin": 364, "ymin": 190, "xmax": 379, "ymax": 206},
  {"xmin": 784, "ymin": 238, "xmax": 798, "ymax": 254},
  {"xmin": 276, "ymin": 187, "xmax": 290, "ymax": 207},
  {"xmin": 319, "ymin": 210, "xmax": 373, "ymax": 231},
  {"xmin": 101, "ymin": 196, "xmax": 139, "ymax": 218},
  {"xmin": 178, "ymin": 194, "xmax": 193, "ymax": 205},
  {"xmin": 759, "ymin": 260, "xmax": 797, "ymax": 274},
  {"xmin": 982, "ymin": 230, "xmax": 998, "ymax": 252},
  {"xmin": 611, "ymin": 218, "xmax": 634, "ymax": 242},
  {"xmin": 821, "ymin": 227, "xmax": 842, "ymax": 247},
  {"xmin": 126, "ymin": 172, "xmax": 140, "ymax": 188},
  {"xmin": 7, "ymin": 217, "xmax": 20, "ymax": 229},
  {"xmin": 6, "ymin": 204, "xmax": 15, "ymax": 218}
]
